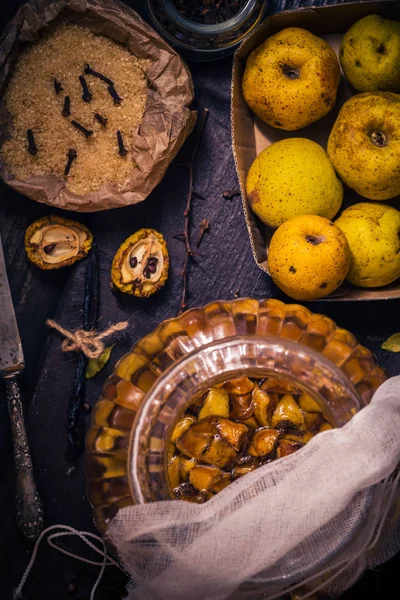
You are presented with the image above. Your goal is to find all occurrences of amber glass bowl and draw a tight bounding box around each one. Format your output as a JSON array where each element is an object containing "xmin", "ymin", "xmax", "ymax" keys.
[{"xmin": 85, "ymin": 298, "xmax": 387, "ymax": 534}]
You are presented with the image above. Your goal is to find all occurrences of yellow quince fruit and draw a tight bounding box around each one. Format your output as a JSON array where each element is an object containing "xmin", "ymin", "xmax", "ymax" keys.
[
  {"xmin": 340, "ymin": 15, "xmax": 400, "ymax": 93},
  {"xmin": 335, "ymin": 203, "xmax": 400, "ymax": 288},
  {"xmin": 246, "ymin": 138, "xmax": 343, "ymax": 228},
  {"xmin": 242, "ymin": 27, "xmax": 340, "ymax": 130},
  {"xmin": 327, "ymin": 92, "xmax": 400, "ymax": 200}
]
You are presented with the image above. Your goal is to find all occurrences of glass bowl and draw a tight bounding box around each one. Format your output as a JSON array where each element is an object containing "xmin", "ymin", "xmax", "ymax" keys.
[
  {"xmin": 145, "ymin": 0, "xmax": 268, "ymax": 61},
  {"xmin": 85, "ymin": 298, "xmax": 387, "ymax": 534}
]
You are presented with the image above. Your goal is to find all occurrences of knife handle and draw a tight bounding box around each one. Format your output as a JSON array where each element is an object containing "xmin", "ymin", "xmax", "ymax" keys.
[{"xmin": 5, "ymin": 377, "xmax": 44, "ymax": 540}]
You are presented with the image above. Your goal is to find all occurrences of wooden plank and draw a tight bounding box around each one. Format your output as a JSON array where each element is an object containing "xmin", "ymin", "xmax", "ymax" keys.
[{"xmin": 0, "ymin": 0, "xmax": 399, "ymax": 598}]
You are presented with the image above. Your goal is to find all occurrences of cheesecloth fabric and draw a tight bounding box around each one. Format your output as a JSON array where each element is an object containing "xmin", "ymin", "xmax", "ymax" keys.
[{"xmin": 107, "ymin": 376, "xmax": 400, "ymax": 600}]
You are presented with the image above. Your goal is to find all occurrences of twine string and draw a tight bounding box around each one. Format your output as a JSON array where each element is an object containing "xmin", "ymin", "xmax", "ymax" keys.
[
  {"xmin": 12, "ymin": 525, "xmax": 120, "ymax": 600},
  {"xmin": 46, "ymin": 319, "xmax": 128, "ymax": 359}
]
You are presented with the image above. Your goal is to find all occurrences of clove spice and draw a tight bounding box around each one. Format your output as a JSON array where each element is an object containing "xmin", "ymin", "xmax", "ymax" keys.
[
  {"xmin": 117, "ymin": 130, "xmax": 127, "ymax": 156},
  {"xmin": 54, "ymin": 79, "xmax": 63, "ymax": 94},
  {"xmin": 84, "ymin": 64, "xmax": 114, "ymax": 86},
  {"xmin": 71, "ymin": 120, "xmax": 93, "ymax": 138},
  {"xmin": 62, "ymin": 96, "xmax": 71, "ymax": 118},
  {"xmin": 64, "ymin": 148, "xmax": 77, "ymax": 176},
  {"xmin": 143, "ymin": 70, "xmax": 157, "ymax": 92},
  {"xmin": 108, "ymin": 84, "xmax": 122, "ymax": 106},
  {"xmin": 94, "ymin": 113, "xmax": 108, "ymax": 127},
  {"xmin": 79, "ymin": 75, "xmax": 92, "ymax": 103},
  {"xmin": 27, "ymin": 129, "xmax": 38, "ymax": 155}
]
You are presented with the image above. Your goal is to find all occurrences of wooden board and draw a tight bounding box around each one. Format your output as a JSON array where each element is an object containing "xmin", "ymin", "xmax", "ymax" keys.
[{"xmin": 0, "ymin": 0, "xmax": 399, "ymax": 598}]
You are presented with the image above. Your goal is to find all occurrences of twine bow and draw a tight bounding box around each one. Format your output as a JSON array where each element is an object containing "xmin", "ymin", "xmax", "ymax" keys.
[{"xmin": 46, "ymin": 319, "xmax": 128, "ymax": 359}]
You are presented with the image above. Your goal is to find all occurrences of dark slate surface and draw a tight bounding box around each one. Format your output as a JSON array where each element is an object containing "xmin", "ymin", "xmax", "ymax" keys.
[{"xmin": 0, "ymin": 0, "xmax": 399, "ymax": 598}]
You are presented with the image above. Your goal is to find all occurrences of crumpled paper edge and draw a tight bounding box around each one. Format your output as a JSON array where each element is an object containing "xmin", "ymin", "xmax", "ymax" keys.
[{"xmin": 0, "ymin": 0, "xmax": 197, "ymax": 212}]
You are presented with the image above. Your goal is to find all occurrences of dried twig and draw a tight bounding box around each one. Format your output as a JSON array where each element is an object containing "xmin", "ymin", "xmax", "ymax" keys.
[
  {"xmin": 222, "ymin": 188, "xmax": 241, "ymax": 199},
  {"xmin": 197, "ymin": 219, "xmax": 210, "ymax": 248},
  {"xmin": 176, "ymin": 108, "xmax": 209, "ymax": 313}
]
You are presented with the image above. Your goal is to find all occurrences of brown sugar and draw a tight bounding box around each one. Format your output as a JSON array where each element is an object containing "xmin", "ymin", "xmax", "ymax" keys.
[{"xmin": 1, "ymin": 24, "xmax": 150, "ymax": 196}]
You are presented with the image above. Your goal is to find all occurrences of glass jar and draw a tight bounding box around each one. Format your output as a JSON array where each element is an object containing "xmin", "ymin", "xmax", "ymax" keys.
[
  {"xmin": 85, "ymin": 298, "xmax": 387, "ymax": 534},
  {"xmin": 145, "ymin": 0, "xmax": 268, "ymax": 61}
]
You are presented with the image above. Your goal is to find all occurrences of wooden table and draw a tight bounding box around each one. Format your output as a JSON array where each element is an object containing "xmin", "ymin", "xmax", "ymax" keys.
[{"xmin": 0, "ymin": 0, "xmax": 398, "ymax": 598}]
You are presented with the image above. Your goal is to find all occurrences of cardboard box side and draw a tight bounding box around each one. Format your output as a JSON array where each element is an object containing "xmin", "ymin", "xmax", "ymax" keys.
[
  {"xmin": 324, "ymin": 284, "xmax": 400, "ymax": 301},
  {"xmin": 231, "ymin": 0, "xmax": 400, "ymax": 301},
  {"xmin": 232, "ymin": 20, "xmax": 272, "ymax": 271}
]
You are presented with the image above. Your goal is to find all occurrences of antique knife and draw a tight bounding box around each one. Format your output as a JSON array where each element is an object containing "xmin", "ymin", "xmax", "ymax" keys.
[{"xmin": 0, "ymin": 231, "xmax": 44, "ymax": 540}]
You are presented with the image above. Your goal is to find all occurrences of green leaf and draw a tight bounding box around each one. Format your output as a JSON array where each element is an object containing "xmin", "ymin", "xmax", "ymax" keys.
[
  {"xmin": 86, "ymin": 344, "xmax": 115, "ymax": 379},
  {"xmin": 381, "ymin": 334, "xmax": 400, "ymax": 353}
]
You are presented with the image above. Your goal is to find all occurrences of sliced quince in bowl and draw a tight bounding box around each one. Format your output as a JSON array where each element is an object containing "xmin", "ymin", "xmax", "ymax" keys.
[
  {"xmin": 111, "ymin": 228, "xmax": 169, "ymax": 298},
  {"xmin": 25, "ymin": 215, "xmax": 93, "ymax": 269},
  {"xmin": 247, "ymin": 427, "xmax": 281, "ymax": 457},
  {"xmin": 271, "ymin": 394, "xmax": 306, "ymax": 431},
  {"xmin": 198, "ymin": 388, "xmax": 230, "ymax": 420}
]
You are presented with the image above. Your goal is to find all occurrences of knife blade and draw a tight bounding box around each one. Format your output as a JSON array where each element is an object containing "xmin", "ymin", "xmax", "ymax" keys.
[
  {"xmin": 0, "ymin": 237, "xmax": 24, "ymax": 378},
  {"xmin": 0, "ymin": 231, "xmax": 44, "ymax": 540}
]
